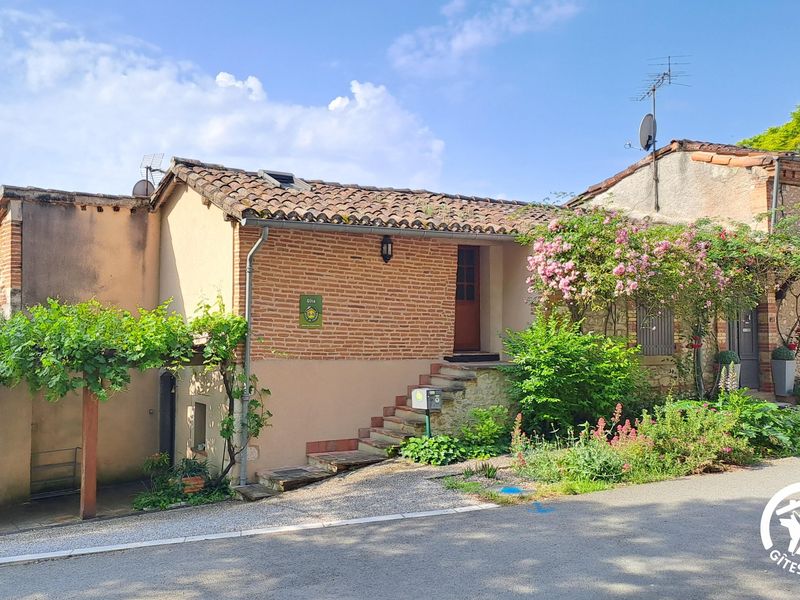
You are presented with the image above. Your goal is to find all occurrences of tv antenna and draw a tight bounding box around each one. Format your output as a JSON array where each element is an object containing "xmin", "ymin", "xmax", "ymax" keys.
[
  {"xmin": 633, "ymin": 56, "xmax": 689, "ymax": 212},
  {"xmin": 131, "ymin": 153, "xmax": 165, "ymax": 196}
]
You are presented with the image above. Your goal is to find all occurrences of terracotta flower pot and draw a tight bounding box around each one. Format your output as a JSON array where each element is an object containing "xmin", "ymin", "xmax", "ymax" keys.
[{"xmin": 181, "ymin": 475, "xmax": 205, "ymax": 495}]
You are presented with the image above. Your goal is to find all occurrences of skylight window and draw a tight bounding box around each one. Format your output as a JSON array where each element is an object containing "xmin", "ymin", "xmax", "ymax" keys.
[{"xmin": 258, "ymin": 169, "xmax": 311, "ymax": 191}]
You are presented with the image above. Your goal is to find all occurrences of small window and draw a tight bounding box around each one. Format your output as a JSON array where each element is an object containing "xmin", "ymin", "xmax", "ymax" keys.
[
  {"xmin": 637, "ymin": 305, "xmax": 674, "ymax": 356},
  {"xmin": 193, "ymin": 402, "xmax": 207, "ymax": 452}
]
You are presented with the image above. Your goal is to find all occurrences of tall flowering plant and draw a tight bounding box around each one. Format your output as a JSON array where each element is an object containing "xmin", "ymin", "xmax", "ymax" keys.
[{"xmin": 522, "ymin": 208, "xmax": 788, "ymax": 397}]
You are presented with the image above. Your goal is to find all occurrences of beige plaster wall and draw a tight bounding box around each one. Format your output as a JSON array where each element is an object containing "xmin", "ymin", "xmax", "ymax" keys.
[
  {"xmin": 585, "ymin": 152, "xmax": 768, "ymax": 228},
  {"xmin": 172, "ymin": 367, "xmax": 229, "ymax": 476},
  {"xmin": 244, "ymin": 358, "xmax": 432, "ymax": 475},
  {"xmin": 10, "ymin": 200, "xmax": 164, "ymax": 500},
  {"xmin": 21, "ymin": 202, "xmax": 160, "ymax": 310},
  {"xmin": 501, "ymin": 242, "xmax": 535, "ymax": 336},
  {"xmin": 480, "ymin": 244, "xmax": 504, "ymax": 354},
  {"xmin": 159, "ymin": 185, "xmax": 235, "ymax": 317},
  {"xmin": 0, "ymin": 387, "xmax": 32, "ymax": 504}
]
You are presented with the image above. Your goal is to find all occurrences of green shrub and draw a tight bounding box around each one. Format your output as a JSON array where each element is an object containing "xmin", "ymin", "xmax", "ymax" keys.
[
  {"xmin": 133, "ymin": 488, "xmax": 184, "ymax": 511},
  {"xmin": 174, "ymin": 457, "xmax": 209, "ymax": 479},
  {"xmin": 459, "ymin": 406, "xmax": 512, "ymax": 458},
  {"xmin": 704, "ymin": 389, "xmax": 800, "ymax": 455},
  {"xmin": 511, "ymin": 413, "xmax": 569, "ymax": 482},
  {"xmin": 143, "ymin": 452, "xmax": 173, "ymax": 490},
  {"xmin": 503, "ymin": 314, "xmax": 645, "ymax": 433},
  {"xmin": 772, "ymin": 345, "xmax": 796, "ymax": 360},
  {"xmin": 638, "ymin": 400, "xmax": 754, "ymax": 474},
  {"xmin": 133, "ymin": 453, "xmax": 228, "ymax": 511},
  {"xmin": 715, "ymin": 350, "xmax": 740, "ymax": 364},
  {"xmin": 400, "ymin": 435, "xmax": 467, "ymax": 465},
  {"xmin": 562, "ymin": 437, "xmax": 626, "ymax": 483}
]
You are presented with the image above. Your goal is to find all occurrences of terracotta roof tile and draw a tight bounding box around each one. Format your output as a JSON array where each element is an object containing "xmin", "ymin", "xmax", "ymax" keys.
[{"xmin": 159, "ymin": 158, "xmax": 558, "ymax": 236}]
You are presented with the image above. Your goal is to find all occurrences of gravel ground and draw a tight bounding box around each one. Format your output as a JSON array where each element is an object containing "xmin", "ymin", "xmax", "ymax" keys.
[{"xmin": 0, "ymin": 458, "xmax": 491, "ymax": 559}]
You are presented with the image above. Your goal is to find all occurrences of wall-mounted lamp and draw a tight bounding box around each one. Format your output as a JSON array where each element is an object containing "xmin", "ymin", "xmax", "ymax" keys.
[{"xmin": 381, "ymin": 235, "xmax": 393, "ymax": 263}]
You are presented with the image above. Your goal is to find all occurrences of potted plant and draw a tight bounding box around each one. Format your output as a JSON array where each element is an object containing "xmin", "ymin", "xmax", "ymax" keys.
[
  {"xmin": 715, "ymin": 350, "xmax": 741, "ymax": 390},
  {"xmin": 175, "ymin": 457, "xmax": 207, "ymax": 496},
  {"xmin": 771, "ymin": 345, "xmax": 797, "ymax": 396}
]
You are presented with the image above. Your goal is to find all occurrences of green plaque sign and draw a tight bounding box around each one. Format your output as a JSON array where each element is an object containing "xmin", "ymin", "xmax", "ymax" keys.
[{"xmin": 299, "ymin": 294, "xmax": 323, "ymax": 328}]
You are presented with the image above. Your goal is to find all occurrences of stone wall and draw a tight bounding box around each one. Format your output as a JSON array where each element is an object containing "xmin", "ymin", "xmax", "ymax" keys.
[{"xmin": 430, "ymin": 367, "xmax": 512, "ymax": 435}]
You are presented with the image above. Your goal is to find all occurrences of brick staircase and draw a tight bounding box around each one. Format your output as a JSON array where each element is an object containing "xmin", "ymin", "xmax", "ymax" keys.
[
  {"xmin": 357, "ymin": 362, "xmax": 477, "ymax": 456},
  {"xmin": 245, "ymin": 362, "xmax": 478, "ymax": 499}
]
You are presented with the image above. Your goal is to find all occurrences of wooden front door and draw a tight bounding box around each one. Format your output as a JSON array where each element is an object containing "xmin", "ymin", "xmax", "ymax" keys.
[
  {"xmin": 728, "ymin": 308, "xmax": 760, "ymax": 389},
  {"xmin": 454, "ymin": 246, "xmax": 481, "ymax": 351}
]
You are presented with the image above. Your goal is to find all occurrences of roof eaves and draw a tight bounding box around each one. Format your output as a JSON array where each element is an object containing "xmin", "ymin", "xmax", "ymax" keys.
[{"xmin": 0, "ymin": 185, "xmax": 147, "ymax": 208}]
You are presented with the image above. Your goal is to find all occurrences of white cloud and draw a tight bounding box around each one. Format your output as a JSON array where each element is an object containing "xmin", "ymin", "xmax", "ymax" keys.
[
  {"xmin": 0, "ymin": 10, "xmax": 444, "ymax": 194},
  {"xmin": 389, "ymin": 0, "xmax": 580, "ymax": 77},
  {"xmin": 441, "ymin": 0, "xmax": 468, "ymax": 18}
]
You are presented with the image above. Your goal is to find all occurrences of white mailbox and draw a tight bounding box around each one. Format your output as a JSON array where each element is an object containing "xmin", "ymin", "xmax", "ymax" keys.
[{"xmin": 410, "ymin": 387, "xmax": 443, "ymax": 412}]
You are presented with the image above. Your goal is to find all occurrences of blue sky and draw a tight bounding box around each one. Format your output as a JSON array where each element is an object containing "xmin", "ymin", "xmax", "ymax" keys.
[{"xmin": 1, "ymin": 1, "xmax": 798, "ymax": 202}]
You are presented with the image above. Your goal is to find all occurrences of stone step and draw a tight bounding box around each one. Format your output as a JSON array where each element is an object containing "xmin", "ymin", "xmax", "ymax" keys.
[
  {"xmin": 232, "ymin": 483, "xmax": 280, "ymax": 502},
  {"xmin": 369, "ymin": 427, "xmax": 413, "ymax": 445},
  {"xmin": 307, "ymin": 450, "xmax": 386, "ymax": 473},
  {"xmin": 358, "ymin": 437, "xmax": 398, "ymax": 457},
  {"xmin": 383, "ymin": 415, "xmax": 426, "ymax": 434},
  {"xmin": 437, "ymin": 365, "xmax": 477, "ymax": 379},
  {"xmin": 257, "ymin": 466, "xmax": 334, "ymax": 492},
  {"xmin": 429, "ymin": 374, "xmax": 468, "ymax": 390},
  {"xmin": 393, "ymin": 405, "xmax": 428, "ymax": 422}
]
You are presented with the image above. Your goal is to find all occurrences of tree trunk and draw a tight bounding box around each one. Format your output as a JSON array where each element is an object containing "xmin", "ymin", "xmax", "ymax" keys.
[
  {"xmin": 80, "ymin": 386, "xmax": 98, "ymax": 519},
  {"xmin": 693, "ymin": 345, "xmax": 706, "ymax": 398}
]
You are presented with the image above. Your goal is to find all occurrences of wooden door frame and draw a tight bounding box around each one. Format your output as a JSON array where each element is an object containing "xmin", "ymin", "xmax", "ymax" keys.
[{"xmin": 454, "ymin": 245, "xmax": 481, "ymax": 352}]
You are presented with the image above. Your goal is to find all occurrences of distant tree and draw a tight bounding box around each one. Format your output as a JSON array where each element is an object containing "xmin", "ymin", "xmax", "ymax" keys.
[{"xmin": 739, "ymin": 105, "xmax": 800, "ymax": 152}]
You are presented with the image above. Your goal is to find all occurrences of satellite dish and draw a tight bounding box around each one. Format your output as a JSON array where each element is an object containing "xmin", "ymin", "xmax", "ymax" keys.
[
  {"xmin": 132, "ymin": 179, "xmax": 156, "ymax": 196},
  {"xmin": 639, "ymin": 113, "xmax": 656, "ymax": 151}
]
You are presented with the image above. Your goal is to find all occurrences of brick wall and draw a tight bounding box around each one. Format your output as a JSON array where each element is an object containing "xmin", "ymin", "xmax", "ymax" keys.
[
  {"xmin": 235, "ymin": 227, "xmax": 458, "ymax": 360},
  {"xmin": 0, "ymin": 216, "xmax": 22, "ymax": 315}
]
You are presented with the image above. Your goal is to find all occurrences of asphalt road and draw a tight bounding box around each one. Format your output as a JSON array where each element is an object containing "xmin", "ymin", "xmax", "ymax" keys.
[{"xmin": 1, "ymin": 458, "xmax": 798, "ymax": 600}]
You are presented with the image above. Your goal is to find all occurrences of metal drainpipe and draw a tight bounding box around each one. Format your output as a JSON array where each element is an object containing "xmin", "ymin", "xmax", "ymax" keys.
[
  {"xmin": 239, "ymin": 221, "xmax": 269, "ymax": 486},
  {"xmin": 771, "ymin": 156, "xmax": 781, "ymax": 231}
]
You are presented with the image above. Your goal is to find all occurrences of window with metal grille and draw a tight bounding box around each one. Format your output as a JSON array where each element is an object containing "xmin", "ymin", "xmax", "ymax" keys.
[{"xmin": 636, "ymin": 305, "xmax": 675, "ymax": 356}]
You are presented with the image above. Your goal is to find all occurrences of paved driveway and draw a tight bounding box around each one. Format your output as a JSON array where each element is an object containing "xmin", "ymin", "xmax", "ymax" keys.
[{"xmin": 1, "ymin": 458, "xmax": 799, "ymax": 599}]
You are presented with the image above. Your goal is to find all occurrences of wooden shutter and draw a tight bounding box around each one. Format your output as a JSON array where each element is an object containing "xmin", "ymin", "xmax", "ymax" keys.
[{"xmin": 636, "ymin": 305, "xmax": 674, "ymax": 356}]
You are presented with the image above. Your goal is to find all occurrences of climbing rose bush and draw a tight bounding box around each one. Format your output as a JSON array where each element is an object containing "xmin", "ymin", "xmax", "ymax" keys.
[{"xmin": 521, "ymin": 208, "xmax": 800, "ymax": 395}]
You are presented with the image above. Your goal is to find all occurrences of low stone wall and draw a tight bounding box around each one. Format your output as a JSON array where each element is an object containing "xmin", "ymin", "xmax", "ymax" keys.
[{"xmin": 430, "ymin": 367, "xmax": 512, "ymax": 436}]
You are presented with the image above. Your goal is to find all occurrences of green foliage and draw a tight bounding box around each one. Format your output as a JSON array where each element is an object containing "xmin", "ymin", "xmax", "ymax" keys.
[
  {"xmin": 510, "ymin": 394, "xmax": 760, "ymax": 491},
  {"xmin": 638, "ymin": 401, "xmax": 754, "ymax": 474},
  {"xmin": 174, "ymin": 457, "xmax": 209, "ymax": 478},
  {"xmin": 0, "ymin": 299, "xmax": 193, "ymax": 401},
  {"xmin": 143, "ymin": 452, "xmax": 173, "ymax": 490},
  {"xmin": 715, "ymin": 350, "xmax": 740, "ymax": 365},
  {"xmin": 739, "ymin": 105, "xmax": 800, "ymax": 152},
  {"xmin": 190, "ymin": 297, "xmax": 249, "ymax": 370},
  {"xmin": 561, "ymin": 437, "xmax": 626, "ymax": 483},
  {"xmin": 133, "ymin": 453, "xmax": 232, "ymax": 511},
  {"xmin": 400, "ymin": 435, "xmax": 466, "ymax": 465},
  {"xmin": 189, "ymin": 298, "xmax": 272, "ymax": 481},
  {"xmin": 689, "ymin": 390, "xmax": 800, "ymax": 455},
  {"xmin": 459, "ymin": 406, "xmax": 512, "ymax": 458},
  {"xmin": 772, "ymin": 345, "xmax": 796, "ymax": 361},
  {"xmin": 475, "ymin": 461, "xmax": 498, "ymax": 479},
  {"xmin": 503, "ymin": 313, "xmax": 644, "ymax": 433}
]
